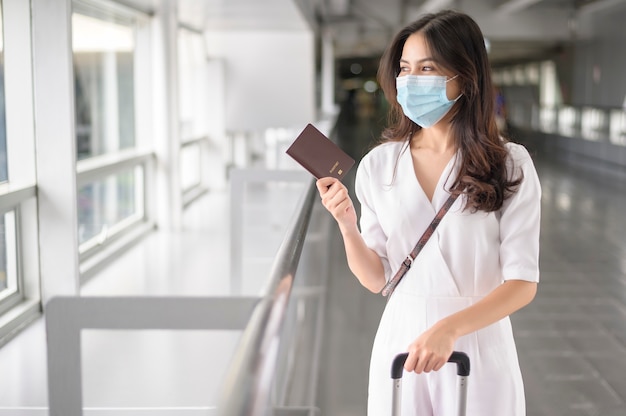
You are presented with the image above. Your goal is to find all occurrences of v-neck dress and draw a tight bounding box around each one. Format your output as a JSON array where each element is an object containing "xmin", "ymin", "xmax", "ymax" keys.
[{"xmin": 355, "ymin": 140, "xmax": 541, "ymax": 415}]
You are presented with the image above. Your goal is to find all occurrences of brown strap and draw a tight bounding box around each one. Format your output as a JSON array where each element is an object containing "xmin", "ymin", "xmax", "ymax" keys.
[{"xmin": 381, "ymin": 193, "xmax": 459, "ymax": 297}]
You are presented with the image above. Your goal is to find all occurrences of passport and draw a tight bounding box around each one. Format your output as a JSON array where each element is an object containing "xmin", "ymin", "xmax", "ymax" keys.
[{"xmin": 286, "ymin": 123, "xmax": 355, "ymax": 181}]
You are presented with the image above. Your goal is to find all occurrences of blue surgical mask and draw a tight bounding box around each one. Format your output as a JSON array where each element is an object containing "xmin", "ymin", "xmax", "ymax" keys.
[{"xmin": 396, "ymin": 74, "xmax": 461, "ymax": 128}]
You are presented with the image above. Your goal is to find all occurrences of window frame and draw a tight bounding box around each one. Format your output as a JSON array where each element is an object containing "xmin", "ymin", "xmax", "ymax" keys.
[
  {"xmin": 71, "ymin": 0, "xmax": 156, "ymax": 280},
  {"xmin": 177, "ymin": 27, "xmax": 211, "ymax": 208},
  {"xmin": 0, "ymin": 0, "xmax": 43, "ymax": 343}
]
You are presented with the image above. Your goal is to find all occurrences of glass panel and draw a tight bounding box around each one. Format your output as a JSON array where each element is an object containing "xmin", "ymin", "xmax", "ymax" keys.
[
  {"xmin": 77, "ymin": 166, "xmax": 144, "ymax": 245},
  {"xmin": 492, "ymin": 71, "xmax": 502, "ymax": 87},
  {"xmin": 539, "ymin": 107, "xmax": 557, "ymax": 133},
  {"xmin": 0, "ymin": 3, "xmax": 8, "ymax": 183},
  {"xmin": 0, "ymin": 211, "xmax": 17, "ymax": 300},
  {"xmin": 513, "ymin": 66, "xmax": 526, "ymax": 85},
  {"xmin": 501, "ymin": 69, "xmax": 513, "ymax": 86},
  {"xmin": 0, "ymin": 215, "xmax": 4, "ymax": 292},
  {"xmin": 539, "ymin": 60, "xmax": 562, "ymax": 107},
  {"xmin": 558, "ymin": 106, "xmax": 579, "ymax": 137},
  {"xmin": 609, "ymin": 110, "xmax": 626, "ymax": 146},
  {"xmin": 178, "ymin": 29, "xmax": 207, "ymax": 140},
  {"xmin": 72, "ymin": 12, "xmax": 135, "ymax": 161},
  {"xmin": 526, "ymin": 64, "xmax": 540, "ymax": 85},
  {"xmin": 581, "ymin": 107, "xmax": 607, "ymax": 142},
  {"xmin": 180, "ymin": 143, "xmax": 201, "ymax": 191}
]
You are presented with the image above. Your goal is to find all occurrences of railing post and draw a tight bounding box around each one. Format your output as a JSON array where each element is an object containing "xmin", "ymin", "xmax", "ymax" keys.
[{"xmin": 46, "ymin": 296, "xmax": 258, "ymax": 416}]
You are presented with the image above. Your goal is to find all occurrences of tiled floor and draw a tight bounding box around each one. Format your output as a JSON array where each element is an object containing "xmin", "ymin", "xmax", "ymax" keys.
[
  {"xmin": 1, "ymin": 105, "xmax": 626, "ymax": 415},
  {"xmin": 513, "ymin": 155, "xmax": 626, "ymax": 416}
]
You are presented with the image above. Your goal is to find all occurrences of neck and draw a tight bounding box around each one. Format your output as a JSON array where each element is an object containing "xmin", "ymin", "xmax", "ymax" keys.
[{"xmin": 412, "ymin": 124, "xmax": 455, "ymax": 154}]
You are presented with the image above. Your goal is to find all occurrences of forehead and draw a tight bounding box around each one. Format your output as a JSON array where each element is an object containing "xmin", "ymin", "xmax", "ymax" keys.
[{"xmin": 400, "ymin": 32, "xmax": 431, "ymax": 61}]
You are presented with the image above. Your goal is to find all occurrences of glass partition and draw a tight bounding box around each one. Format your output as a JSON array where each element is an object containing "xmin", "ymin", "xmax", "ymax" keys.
[
  {"xmin": 494, "ymin": 60, "xmax": 626, "ymax": 147},
  {"xmin": 0, "ymin": 3, "xmax": 6, "ymax": 184},
  {"xmin": 178, "ymin": 28, "xmax": 209, "ymax": 203},
  {"xmin": 558, "ymin": 106, "xmax": 579, "ymax": 137},
  {"xmin": 78, "ymin": 165, "xmax": 144, "ymax": 246},
  {"xmin": 0, "ymin": 2, "xmax": 14, "ymax": 305},
  {"xmin": 0, "ymin": 211, "xmax": 17, "ymax": 304},
  {"xmin": 539, "ymin": 107, "xmax": 558, "ymax": 133},
  {"xmin": 180, "ymin": 142, "xmax": 201, "ymax": 192},
  {"xmin": 581, "ymin": 107, "xmax": 608, "ymax": 141},
  {"xmin": 72, "ymin": 12, "xmax": 135, "ymax": 161},
  {"xmin": 72, "ymin": 5, "xmax": 149, "ymax": 260},
  {"xmin": 609, "ymin": 109, "xmax": 626, "ymax": 146}
]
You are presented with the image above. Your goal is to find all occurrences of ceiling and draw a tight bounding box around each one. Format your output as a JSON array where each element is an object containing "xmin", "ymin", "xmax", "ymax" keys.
[
  {"xmin": 125, "ymin": 0, "xmax": 626, "ymax": 66},
  {"xmin": 302, "ymin": 0, "xmax": 626, "ymax": 65}
]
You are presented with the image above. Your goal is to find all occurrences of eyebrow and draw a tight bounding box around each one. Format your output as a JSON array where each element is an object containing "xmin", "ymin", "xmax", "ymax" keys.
[{"xmin": 399, "ymin": 57, "xmax": 435, "ymax": 64}]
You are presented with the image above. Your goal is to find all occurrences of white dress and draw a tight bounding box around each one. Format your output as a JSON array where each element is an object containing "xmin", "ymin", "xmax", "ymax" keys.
[{"xmin": 355, "ymin": 140, "xmax": 541, "ymax": 416}]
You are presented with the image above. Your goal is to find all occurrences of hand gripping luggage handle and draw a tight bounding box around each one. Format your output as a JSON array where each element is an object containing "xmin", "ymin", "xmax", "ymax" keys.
[
  {"xmin": 391, "ymin": 352, "xmax": 470, "ymax": 416},
  {"xmin": 391, "ymin": 351, "xmax": 470, "ymax": 379}
]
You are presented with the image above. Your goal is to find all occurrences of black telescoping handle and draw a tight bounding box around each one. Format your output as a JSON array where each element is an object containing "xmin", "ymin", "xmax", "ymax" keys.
[{"xmin": 391, "ymin": 351, "xmax": 471, "ymax": 379}]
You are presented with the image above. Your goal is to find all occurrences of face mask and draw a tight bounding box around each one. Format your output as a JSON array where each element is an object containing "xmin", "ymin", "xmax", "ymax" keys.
[{"xmin": 396, "ymin": 74, "xmax": 461, "ymax": 128}]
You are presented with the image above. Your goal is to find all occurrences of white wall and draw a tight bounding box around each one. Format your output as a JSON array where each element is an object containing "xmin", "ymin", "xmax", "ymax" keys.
[{"xmin": 205, "ymin": 29, "xmax": 316, "ymax": 132}]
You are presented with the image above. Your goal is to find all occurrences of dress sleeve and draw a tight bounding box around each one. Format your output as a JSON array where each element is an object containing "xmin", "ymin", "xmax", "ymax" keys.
[
  {"xmin": 354, "ymin": 158, "xmax": 392, "ymax": 281},
  {"xmin": 499, "ymin": 145, "xmax": 542, "ymax": 282}
]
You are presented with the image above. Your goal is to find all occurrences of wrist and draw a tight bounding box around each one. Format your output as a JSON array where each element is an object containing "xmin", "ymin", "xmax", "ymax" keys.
[
  {"xmin": 338, "ymin": 222, "xmax": 360, "ymax": 237},
  {"xmin": 435, "ymin": 316, "xmax": 462, "ymax": 340}
]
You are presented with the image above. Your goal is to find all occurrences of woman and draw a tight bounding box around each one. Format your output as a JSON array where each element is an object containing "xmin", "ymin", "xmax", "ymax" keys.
[{"xmin": 316, "ymin": 10, "xmax": 541, "ymax": 416}]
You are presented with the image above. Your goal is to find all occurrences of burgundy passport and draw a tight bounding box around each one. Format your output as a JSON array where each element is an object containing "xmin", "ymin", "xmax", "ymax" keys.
[{"xmin": 286, "ymin": 123, "xmax": 355, "ymax": 181}]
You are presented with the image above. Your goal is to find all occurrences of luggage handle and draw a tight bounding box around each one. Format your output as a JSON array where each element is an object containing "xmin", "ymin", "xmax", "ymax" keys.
[
  {"xmin": 391, "ymin": 351, "xmax": 470, "ymax": 379},
  {"xmin": 391, "ymin": 351, "xmax": 470, "ymax": 416}
]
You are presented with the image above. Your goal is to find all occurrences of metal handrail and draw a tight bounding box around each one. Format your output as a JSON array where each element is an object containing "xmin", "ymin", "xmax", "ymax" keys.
[{"xmin": 217, "ymin": 178, "xmax": 317, "ymax": 416}]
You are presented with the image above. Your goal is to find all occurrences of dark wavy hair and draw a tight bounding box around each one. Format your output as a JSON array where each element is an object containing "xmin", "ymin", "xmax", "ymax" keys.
[{"xmin": 377, "ymin": 9, "xmax": 521, "ymax": 212}]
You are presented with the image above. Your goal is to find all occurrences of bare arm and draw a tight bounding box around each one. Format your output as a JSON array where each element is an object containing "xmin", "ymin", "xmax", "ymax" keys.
[
  {"xmin": 404, "ymin": 279, "xmax": 537, "ymax": 373},
  {"xmin": 316, "ymin": 177, "xmax": 386, "ymax": 292},
  {"xmin": 338, "ymin": 220, "xmax": 386, "ymax": 293}
]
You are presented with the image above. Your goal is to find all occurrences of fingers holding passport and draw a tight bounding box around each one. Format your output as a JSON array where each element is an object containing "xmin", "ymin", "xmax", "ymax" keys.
[{"xmin": 316, "ymin": 177, "xmax": 357, "ymax": 227}]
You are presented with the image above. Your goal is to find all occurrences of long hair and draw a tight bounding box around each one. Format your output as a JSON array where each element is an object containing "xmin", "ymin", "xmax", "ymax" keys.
[{"xmin": 377, "ymin": 10, "xmax": 521, "ymax": 212}]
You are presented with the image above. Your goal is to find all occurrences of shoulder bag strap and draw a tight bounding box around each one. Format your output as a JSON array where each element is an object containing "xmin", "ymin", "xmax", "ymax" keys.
[{"xmin": 381, "ymin": 193, "xmax": 459, "ymax": 297}]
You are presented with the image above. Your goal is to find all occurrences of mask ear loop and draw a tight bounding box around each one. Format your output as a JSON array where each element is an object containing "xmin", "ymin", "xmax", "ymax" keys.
[{"xmin": 445, "ymin": 74, "xmax": 463, "ymax": 101}]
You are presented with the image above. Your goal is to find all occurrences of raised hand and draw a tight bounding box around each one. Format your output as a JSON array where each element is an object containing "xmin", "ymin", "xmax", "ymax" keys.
[{"xmin": 316, "ymin": 177, "xmax": 357, "ymax": 231}]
